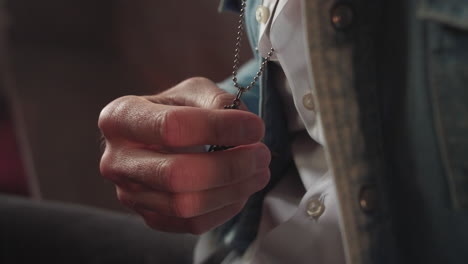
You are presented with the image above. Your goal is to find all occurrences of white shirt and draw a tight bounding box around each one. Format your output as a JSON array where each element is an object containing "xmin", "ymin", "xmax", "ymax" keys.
[
  {"xmin": 240, "ymin": 0, "xmax": 345, "ymax": 263},
  {"xmin": 195, "ymin": 0, "xmax": 345, "ymax": 263}
]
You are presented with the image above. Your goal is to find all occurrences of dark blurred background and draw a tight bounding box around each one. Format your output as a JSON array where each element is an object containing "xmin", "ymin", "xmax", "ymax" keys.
[{"xmin": 0, "ymin": 0, "xmax": 250, "ymax": 211}]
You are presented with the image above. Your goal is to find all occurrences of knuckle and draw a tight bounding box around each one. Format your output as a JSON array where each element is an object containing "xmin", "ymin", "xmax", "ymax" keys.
[
  {"xmin": 99, "ymin": 149, "xmax": 120, "ymax": 181},
  {"xmin": 98, "ymin": 95, "xmax": 139, "ymax": 135},
  {"xmin": 183, "ymin": 77, "xmax": 213, "ymax": 88},
  {"xmin": 98, "ymin": 104, "xmax": 116, "ymax": 134}
]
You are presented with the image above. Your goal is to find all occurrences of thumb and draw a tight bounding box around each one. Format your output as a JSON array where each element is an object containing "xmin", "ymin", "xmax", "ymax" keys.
[{"xmin": 145, "ymin": 77, "xmax": 249, "ymax": 111}]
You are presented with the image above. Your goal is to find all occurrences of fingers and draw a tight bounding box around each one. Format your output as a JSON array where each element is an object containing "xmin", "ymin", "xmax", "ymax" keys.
[
  {"xmin": 135, "ymin": 202, "xmax": 247, "ymax": 235},
  {"xmin": 116, "ymin": 168, "xmax": 270, "ymax": 218},
  {"xmin": 100, "ymin": 142, "xmax": 271, "ymax": 192},
  {"xmin": 98, "ymin": 77, "xmax": 267, "ymax": 234},
  {"xmin": 99, "ymin": 95, "xmax": 264, "ymax": 147}
]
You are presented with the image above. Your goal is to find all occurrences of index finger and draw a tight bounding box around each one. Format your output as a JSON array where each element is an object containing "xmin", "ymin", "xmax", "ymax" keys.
[{"xmin": 99, "ymin": 96, "xmax": 264, "ymax": 147}]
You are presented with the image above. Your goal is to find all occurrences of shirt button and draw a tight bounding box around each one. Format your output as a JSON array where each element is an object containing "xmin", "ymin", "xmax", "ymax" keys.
[
  {"xmin": 302, "ymin": 93, "xmax": 315, "ymax": 111},
  {"xmin": 256, "ymin": 5, "xmax": 270, "ymax": 24},
  {"xmin": 306, "ymin": 198, "xmax": 325, "ymax": 219},
  {"xmin": 330, "ymin": 3, "xmax": 354, "ymax": 30}
]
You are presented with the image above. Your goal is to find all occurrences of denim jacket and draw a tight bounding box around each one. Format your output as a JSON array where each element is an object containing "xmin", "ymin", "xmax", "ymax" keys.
[{"xmin": 211, "ymin": 0, "xmax": 468, "ymax": 263}]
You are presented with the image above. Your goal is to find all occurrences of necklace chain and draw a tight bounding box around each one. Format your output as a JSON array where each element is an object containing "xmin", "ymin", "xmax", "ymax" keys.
[
  {"xmin": 209, "ymin": 0, "xmax": 274, "ymax": 152},
  {"xmin": 229, "ymin": 0, "xmax": 274, "ymax": 108}
]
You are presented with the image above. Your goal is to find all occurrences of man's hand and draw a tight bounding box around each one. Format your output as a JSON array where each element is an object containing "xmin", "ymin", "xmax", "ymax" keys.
[{"xmin": 98, "ymin": 77, "xmax": 271, "ymax": 234}]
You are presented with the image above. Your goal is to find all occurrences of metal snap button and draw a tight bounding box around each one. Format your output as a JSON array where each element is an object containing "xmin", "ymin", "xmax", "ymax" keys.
[
  {"xmin": 306, "ymin": 198, "xmax": 325, "ymax": 219},
  {"xmin": 303, "ymin": 93, "xmax": 315, "ymax": 111},
  {"xmin": 330, "ymin": 3, "xmax": 354, "ymax": 30},
  {"xmin": 359, "ymin": 185, "xmax": 378, "ymax": 213}
]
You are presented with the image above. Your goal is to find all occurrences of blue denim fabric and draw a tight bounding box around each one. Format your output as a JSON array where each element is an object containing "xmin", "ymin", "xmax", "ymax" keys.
[
  {"xmin": 384, "ymin": 1, "xmax": 468, "ymax": 263},
  {"xmin": 418, "ymin": 0, "xmax": 468, "ymax": 210}
]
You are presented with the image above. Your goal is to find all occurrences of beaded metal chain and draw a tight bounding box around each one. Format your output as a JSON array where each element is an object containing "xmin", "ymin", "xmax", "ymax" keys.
[
  {"xmin": 227, "ymin": 0, "xmax": 275, "ymax": 109},
  {"xmin": 209, "ymin": 0, "xmax": 275, "ymax": 152}
]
